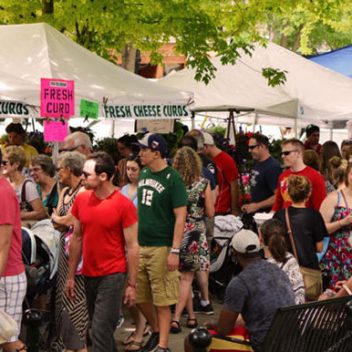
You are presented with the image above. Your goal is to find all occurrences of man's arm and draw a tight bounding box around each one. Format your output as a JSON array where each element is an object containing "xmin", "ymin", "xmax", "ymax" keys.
[
  {"xmin": 242, "ymin": 194, "xmax": 276, "ymax": 214},
  {"xmin": 230, "ymin": 180, "xmax": 240, "ymax": 216},
  {"xmin": 123, "ymin": 222, "xmax": 139, "ymax": 306},
  {"xmin": 0, "ymin": 224, "xmax": 12, "ymax": 277},
  {"xmin": 167, "ymin": 206, "xmax": 187, "ymax": 271},
  {"xmin": 206, "ymin": 308, "xmax": 239, "ymax": 335},
  {"xmin": 65, "ymin": 217, "xmax": 83, "ymax": 299}
]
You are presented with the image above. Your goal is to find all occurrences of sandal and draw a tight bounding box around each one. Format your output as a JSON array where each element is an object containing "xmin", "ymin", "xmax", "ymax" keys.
[
  {"xmin": 125, "ymin": 340, "xmax": 144, "ymax": 351},
  {"xmin": 170, "ymin": 320, "xmax": 182, "ymax": 334},
  {"xmin": 123, "ymin": 331, "xmax": 136, "ymax": 345},
  {"xmin": 143, "ymin": 324, "xmax": 152, "ymax": 337},
  {"xmin": 186, "ymin": 317, "xmax": 198, "ymax": 329}
]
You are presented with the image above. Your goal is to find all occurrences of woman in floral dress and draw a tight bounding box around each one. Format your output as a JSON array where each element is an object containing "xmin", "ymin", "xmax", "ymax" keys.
[
  {"xmin": 320, "ymin": 163, "xmax": 352, "ymax": 288},
  {"xmin": 170, "ymin": 147, "xmax": 214, "ymax": 333}
]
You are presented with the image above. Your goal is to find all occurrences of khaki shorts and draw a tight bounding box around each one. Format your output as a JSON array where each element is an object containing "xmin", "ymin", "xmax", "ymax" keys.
[{"xmin": 136, "ymin": 246, "xmax": 180, "ymax": 306}]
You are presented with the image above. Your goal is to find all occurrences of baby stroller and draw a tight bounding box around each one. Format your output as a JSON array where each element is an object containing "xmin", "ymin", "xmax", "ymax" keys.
[
  {"xmin": 21, "ymin": 220, "xmax": 60, "ymax": 352},
  {"xmin": 209, "ymin": 215, "xmax": 243, "ymax": 300}
]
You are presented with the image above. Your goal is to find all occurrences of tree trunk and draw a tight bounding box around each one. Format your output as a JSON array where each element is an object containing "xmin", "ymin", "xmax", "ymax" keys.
[
  {"xmin": 42, "ymin": 0, "xmax": 54, "ymax": 14},
  {"xmin": 122, "ymin": 44, "xmax": 137, "ymax": 73}
]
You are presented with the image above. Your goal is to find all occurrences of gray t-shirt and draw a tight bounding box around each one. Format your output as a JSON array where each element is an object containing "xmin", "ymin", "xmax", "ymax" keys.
[{"xmin": 224, "ymin": 259, "xmax": 295, "ymax": 351}]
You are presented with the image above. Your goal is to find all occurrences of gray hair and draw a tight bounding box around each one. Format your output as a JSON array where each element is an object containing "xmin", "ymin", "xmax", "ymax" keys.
[
  {"xmin": 32, "ymin": 154, "xmax": 56, "ymax": 177},
  {"xmin": 57, "ymin": 151, "xmax": 85, "ymax": 177},
  {"xmin": 66, "ymin": 131, "xmax": 92, "ymax": 150}
]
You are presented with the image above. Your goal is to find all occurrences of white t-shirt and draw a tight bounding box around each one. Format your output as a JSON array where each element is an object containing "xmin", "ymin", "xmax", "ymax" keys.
[
  {"xmin": 15, "ymin": 179, "xmax": 40, "ymax": 206},
  {"xmin": 267, "ymin": 252, "xmax": 305, "ymax": 304}
]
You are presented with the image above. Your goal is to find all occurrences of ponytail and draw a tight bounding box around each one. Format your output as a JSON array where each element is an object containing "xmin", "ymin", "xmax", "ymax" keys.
[{"xmin": 261, "ymin": 218, "xmax": 287, "ymax": 264}]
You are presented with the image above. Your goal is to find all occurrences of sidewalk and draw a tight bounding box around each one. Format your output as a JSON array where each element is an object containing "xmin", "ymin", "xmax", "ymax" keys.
[{"xmin": 114, "ymin": 300, "xmax": 223, "ymax": 352}]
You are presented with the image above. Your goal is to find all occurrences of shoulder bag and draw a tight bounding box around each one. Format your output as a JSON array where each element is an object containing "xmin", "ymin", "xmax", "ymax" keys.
[{"xmin": 285, "ymin": 208, "xmax": 322, "ymax": 301}]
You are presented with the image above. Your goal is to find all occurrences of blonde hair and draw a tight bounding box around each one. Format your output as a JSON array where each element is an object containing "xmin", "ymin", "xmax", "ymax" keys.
[
  {"xmin": 287, "ymin": 175, "xmax": 311, "ymax": 203},
  {"xmin": 172, "ymin": 146, "xmax": 202, "ymax": 186},
  {"xmin": 4, "ymin": 145, "xmax": 26, "ymax": 171}
]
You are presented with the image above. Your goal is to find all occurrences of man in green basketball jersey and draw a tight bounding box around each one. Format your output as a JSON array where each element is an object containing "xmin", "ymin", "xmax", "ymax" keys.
[{"xmin": 135, "ymin": 133, "xmax": 188, "ymax": 352}]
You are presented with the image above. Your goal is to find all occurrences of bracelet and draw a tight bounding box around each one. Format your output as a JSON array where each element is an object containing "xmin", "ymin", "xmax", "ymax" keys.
[
  {"xmin": 170, "ymin": 247, "xmax": 180, "ymax": 255},
  {"xmin": 127, "ymin": 281, "xmax": 136, "ymax": 289}
]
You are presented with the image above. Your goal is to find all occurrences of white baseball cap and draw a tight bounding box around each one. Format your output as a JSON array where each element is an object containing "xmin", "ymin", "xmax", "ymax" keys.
[
  {"xmin": 231, "ymin": 229, "xmax": 260, "ymax": 254},
  {"xmin": 202, "ymin": 132, "xmax": 215, "ymax": 145}
]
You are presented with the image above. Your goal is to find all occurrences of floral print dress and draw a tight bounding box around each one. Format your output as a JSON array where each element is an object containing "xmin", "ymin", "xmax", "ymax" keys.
[
  {"xmin": 320, "ymin": 190, "xmax": 352, "ymax": 288},
  {"xmin": 179, "ymin": 177, "xmax": 208, "ymax": 272}
]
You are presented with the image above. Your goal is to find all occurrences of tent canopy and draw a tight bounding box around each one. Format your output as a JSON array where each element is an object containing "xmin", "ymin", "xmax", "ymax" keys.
[
  {"xmin": 0, "ymin": 23, "xmax": 192, "ymax": 119},
  {"xmin": 309, "ymin": 45, "xmax": 352, "ymax": 78},
  {"xmin": 158, "ymin": 42, "xmax": 352, "ymax": 127}
]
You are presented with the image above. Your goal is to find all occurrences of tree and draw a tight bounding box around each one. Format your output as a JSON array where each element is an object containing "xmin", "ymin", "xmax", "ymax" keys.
[{"xmin": 1, "ymin": 0, "xmax": 352, "ymax": 84}]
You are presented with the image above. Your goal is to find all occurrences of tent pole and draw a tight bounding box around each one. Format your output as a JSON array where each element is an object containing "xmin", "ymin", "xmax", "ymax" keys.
[
  {"xmin": 294, "ymin": 116, "xmax": 298, "ymax": 138},
  {"xmin": 191, "ymin": 111, "xmax": 195, "ymax": 129},
  {"xmin": 253, "ymin": 112, "xmax": 258, "ymax": 133},
  {"xmin": 111, "ymin": 119, "xmax": 115, "ymax": 138}
]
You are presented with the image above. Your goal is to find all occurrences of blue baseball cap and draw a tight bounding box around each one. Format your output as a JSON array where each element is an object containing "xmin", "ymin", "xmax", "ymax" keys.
[{"xmin": 135, "ymin": 133, "xmax": 168, "ymax": 154}]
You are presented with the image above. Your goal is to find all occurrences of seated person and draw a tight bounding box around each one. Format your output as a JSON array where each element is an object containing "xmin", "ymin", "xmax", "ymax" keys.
[{"xmin": 186, "ymin": 229, "xmax": 295, "ymax": 352}]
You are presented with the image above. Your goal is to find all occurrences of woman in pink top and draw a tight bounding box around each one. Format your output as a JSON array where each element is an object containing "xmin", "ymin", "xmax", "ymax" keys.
[{"xmin": 0, "ymin": 149, "xmax": 27, "ymax": 351}]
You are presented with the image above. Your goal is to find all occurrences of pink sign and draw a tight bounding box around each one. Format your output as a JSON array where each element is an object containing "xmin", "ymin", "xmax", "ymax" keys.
[
  {"xmin": 44, "ymin": 120, "xmax": 69, "ymax": 142},
  {"xmin": 41, "ymin": 78, "xmax": 74, "ymax": 118}
]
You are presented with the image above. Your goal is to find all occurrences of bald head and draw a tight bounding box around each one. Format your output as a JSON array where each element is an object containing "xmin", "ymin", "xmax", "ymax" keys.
[{"xmin": 62, "ymin": 131, "xmax": 92, "ymax": 156}]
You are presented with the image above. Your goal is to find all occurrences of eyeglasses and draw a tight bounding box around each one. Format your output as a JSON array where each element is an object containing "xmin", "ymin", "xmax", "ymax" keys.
[
  {"xmin": 248, "ymin": 144, "xmax": 259, "ymax": 150},
  {"xmin": 281, "ymin": 150, "xmax": 298, "ymax": 156},
  {"xmin": 82, "ymin": 171, "xmax": 91, "ymax": 178},
  {"xmin": 59, "ymin": 145, "xmax": 82, "ymax": 153},
  {"xmin": 56, "ymin": 166, "xmax": 63, "ymax": 172},
  {"xmin": 1, "ymin": 160, "xmax": 9, "ymax": 166}
]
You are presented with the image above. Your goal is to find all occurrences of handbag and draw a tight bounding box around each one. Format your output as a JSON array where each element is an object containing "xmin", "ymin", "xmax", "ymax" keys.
[
  {"xmin": 285, "ymin": 208, "xmax": 322, "ymax": 301},
  {"xmin": 0, "ymin": 309, "xmax": 18, "ymax": 344}
]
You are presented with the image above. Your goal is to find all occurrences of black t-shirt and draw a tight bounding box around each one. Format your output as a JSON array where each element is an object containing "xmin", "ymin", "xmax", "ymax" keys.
[
  {"xmin": 200, "ymin": 154, "xmax": 218, "ymax": 186},
  {"xmin": 250, "ymin": 156, "xmax": 282, "ymax": 204},
  {"xmin": 274, "ymin": 207, "xmax": 327, "ymax": 269}
]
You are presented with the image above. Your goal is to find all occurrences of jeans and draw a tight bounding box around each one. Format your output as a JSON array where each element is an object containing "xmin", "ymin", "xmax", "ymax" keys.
[{"xmin": 84, "ymin": 273, "xmax": 126, "ymax": 352}]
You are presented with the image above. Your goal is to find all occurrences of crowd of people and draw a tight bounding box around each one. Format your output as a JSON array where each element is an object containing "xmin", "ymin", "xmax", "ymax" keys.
[{"xmin": 1, "ymin": 121, "xmax": 352, "ymax": 352}]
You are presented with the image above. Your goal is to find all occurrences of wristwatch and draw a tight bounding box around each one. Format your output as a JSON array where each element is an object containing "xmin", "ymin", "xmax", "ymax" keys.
[{"xmin": 170, "ymin": 247, "xmax": 180, "ymax": 255}]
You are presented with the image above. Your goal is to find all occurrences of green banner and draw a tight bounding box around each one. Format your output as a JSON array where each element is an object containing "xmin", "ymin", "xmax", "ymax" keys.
[{"xmin": 80, "ymin": 99, "xmax": 99, "ymax": 119}]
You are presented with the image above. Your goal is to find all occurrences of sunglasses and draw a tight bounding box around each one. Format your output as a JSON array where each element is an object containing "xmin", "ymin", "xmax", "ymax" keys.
[
  {"xmin": 59, "ymin": 145, "xmax": 82, "ymax": 153},
  {"xmin": 82, "ymin": 171, "xmax": 91, "ymax": 178},
  {"xmin": 281, "ymin": 149, "xmax": 298, "ymax": 156},
  {"xmin": 1, "ymin": 160, "xmax": 9, "ymax": 166},
  {"xmin": 248, "ymin": 144, "xmax": 259, "ymax": 150}
]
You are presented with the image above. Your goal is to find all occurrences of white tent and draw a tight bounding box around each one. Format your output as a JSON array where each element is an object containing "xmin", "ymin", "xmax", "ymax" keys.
[
  {"xmin": 0, "ymin": 23, "xmax": 192, "ymax": 119},
  {"xmin": 158, "ymin": 42, "xmax": 352, "ymax": 127}
]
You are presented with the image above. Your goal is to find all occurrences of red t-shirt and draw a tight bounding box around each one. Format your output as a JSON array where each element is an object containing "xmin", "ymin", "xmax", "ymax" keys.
[
  {"xmin": 0, "ymin": 178, "xmax": 24, "ymax": 276},
  {"xmin": 213, "ymin": 151, "xmax": 239, "ymax": 214},
  {"xmin": 71, "ymin": 189, "xmax": 137, "ymax": 277},
  {"xmin": 272, "ymin": 166, "xmax": 326, "ymax": 212}
]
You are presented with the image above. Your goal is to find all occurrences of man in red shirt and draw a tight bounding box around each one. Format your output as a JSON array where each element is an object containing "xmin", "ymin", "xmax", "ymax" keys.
[
  {"xmin": 66, "ymin": 152, "xmax": 139, "ymax": 352},
  {"xmin": 272, "ymin": 138, "xmax": 326, "ymax": 211},
  {"xmin": 304, "ymin": 124, "xmax": 322, "ymax": 155},
  {"xmin": 203, "ymin": 132, "xmax": 240, "ymax": 215},
  {"xmin": 0, "ymin": 148, "xmax": 27, "ymax": 352}
]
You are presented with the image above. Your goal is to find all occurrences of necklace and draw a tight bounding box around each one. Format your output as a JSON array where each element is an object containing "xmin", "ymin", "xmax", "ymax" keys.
[{"xmin": 68, "ymin": 179, "xmax": 82, "ymax": 196}]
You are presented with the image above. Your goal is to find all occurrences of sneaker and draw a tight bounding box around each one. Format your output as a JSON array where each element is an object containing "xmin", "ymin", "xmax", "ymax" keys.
[
  {"xmin": 141, "ymin": 332, "xmax": 160, "ymax": 352},
  {"xmin": 116, "ymin": 315, "xmax": 125, "ymax": 328},
  {"xmin": 194, "ymin": 303, "xmax": 214, "ymax": 315}
]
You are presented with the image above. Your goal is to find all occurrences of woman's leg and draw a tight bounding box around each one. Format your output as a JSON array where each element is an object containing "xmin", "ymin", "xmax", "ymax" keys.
[{"xmin": 172, "ymin": 272, "xmax": 194, "ymax": 323}]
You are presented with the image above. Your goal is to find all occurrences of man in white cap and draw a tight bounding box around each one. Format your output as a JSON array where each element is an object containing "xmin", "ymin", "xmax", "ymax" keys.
[
  {"xmin": 202, "ymin": 132, "xmax": 240, "ymax": 216},
  {"xmin": 202, "ymin": 229, "xmax": 295, "ymax": 351}
]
